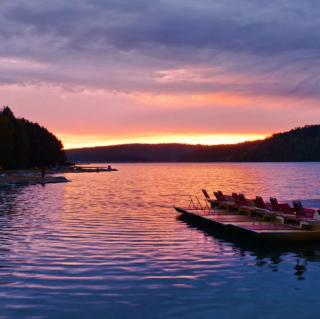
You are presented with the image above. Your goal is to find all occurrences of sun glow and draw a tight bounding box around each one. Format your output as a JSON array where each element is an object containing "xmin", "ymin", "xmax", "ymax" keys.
[{"xmin": 59, "ymin": 133, "xmax": 267, "ymax": 149}]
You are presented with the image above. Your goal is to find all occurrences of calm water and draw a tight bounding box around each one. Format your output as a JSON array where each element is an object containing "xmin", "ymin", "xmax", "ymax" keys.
[{"xmin": 1, "ymin": 163, "xmax": 320, "ymax": 319}]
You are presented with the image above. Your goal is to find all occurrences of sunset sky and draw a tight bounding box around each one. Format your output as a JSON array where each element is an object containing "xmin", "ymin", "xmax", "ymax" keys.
[{"xmin": 1, "ymin": 0, "xmax": 320, "ymax": 149}]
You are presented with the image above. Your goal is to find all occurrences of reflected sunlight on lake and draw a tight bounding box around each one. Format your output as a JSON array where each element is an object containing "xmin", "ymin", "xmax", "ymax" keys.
[{"xmin": 1, "ymin": 163, "xmax": 320, "ymax": 318}]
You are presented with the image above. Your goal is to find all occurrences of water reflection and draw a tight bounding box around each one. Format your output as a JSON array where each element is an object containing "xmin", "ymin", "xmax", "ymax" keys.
[
  {"xmin": 0, "ymin": 163, "xmax": 320, "ymax": 318},
  {"xmin": 178, "ymin": 214, "xmax": 320, "ymax": 282}
]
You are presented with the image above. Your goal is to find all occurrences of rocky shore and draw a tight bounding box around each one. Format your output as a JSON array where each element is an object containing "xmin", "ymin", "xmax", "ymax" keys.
[
  {"xmin": 0, "ymin": 165, "xmax": 116, "ymax": 188},
  {"xmin": 0, "ymin": 173, "xmax": 69, "ymax": 187}
]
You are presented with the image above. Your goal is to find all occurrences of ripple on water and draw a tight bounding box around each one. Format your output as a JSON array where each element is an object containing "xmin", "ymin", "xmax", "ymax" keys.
[{"xmin": 0, "ymin": 163, "xmax": 320, "ymax": 318}]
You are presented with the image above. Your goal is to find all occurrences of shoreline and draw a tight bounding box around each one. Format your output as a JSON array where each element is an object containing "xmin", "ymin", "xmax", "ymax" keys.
[
  {"xmin": 0, "ymin": 173, "xmax": 69, "ymax": 187},
  {"xmin": 0, "ymin": 165, "xmax": 117, "ymax": 187}
]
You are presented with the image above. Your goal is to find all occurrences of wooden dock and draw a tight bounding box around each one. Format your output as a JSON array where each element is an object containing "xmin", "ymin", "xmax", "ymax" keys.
[
  {"xmin": 174, "ymin": 206, "xmax": 320, "ymax": 242},
  {"xmin": 53, "ymin": 166, "xmax": 118, "ymax": 173}
]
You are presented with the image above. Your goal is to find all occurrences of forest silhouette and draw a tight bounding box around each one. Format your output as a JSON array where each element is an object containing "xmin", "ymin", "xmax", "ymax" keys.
[
  {"xmin": 0, "ymin": 107, "xmax": 65, "ymax": 169},
  {"xmin": 67, "ymin": 125, "xmax": 320, "ymax": 163}
]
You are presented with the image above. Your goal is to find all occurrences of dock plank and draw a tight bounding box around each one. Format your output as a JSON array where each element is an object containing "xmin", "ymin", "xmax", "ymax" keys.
[{"xmin": 207, "ymin": 215, "xmax": 253, "ymax": 222}]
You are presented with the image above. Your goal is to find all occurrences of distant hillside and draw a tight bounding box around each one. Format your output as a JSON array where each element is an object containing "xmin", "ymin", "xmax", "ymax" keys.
[
  {"xmin": 66, "ymin": 144, "xmax": 199, "ymax": 163},
  {"xmin": 66, "ymin": 125, "xmax": 320, "ymax": 163}
]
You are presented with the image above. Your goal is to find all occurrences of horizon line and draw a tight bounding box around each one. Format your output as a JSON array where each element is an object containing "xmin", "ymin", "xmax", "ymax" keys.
[{"xmin": 64, "ymin": 137, "xmax": 268, "ymax": 151}]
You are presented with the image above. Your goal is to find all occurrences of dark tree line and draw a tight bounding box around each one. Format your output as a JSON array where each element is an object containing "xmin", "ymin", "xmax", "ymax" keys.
[
  {"xmin": 0, "ymin": 106, "xmax": 65, "ymax": 169},
  {"xmin": 183, "ymin": 125, "xmax": 320, "ymax": 162},
  {"xmin": 66, "ymin": 125, "xmax": 320, "ymax": 163}
]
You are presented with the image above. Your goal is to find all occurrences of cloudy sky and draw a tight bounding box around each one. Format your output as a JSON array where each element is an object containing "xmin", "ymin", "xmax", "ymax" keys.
[{"xmin": 1, "ymin": 0, "xmax": 320, "ymax": 148}]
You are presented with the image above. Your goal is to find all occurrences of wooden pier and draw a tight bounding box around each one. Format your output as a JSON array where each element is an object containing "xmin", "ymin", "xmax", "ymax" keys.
[
  {"xmin": 174, "ymin": 206, "xmax": 320, "ymax": 242},
  {"xmin": 53, "ymin": 166, "xmax": 118, "ymax": 173}
]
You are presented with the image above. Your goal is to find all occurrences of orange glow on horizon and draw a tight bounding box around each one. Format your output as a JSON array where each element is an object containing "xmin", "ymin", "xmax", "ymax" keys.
[{"xmin": 58, "ymin": 133, "xmax": 268, "ymax": 149}]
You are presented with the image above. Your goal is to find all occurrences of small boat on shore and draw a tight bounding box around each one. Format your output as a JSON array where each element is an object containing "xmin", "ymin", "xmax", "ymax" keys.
[{"xmin": 174, "ymin": 190, "xmax": 320, "ymax": 242}]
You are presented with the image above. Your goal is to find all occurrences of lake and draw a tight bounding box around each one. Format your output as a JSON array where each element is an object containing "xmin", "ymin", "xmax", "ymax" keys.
[{"xmin": 1, "ymin": 163, "xmax": 320, "ymax": 319}]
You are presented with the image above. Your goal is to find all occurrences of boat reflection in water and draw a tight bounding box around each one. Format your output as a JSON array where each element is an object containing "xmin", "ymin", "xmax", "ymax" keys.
[{"xmin": 177, "ymin": 213, "xmax": 320, "ymax": 281}]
